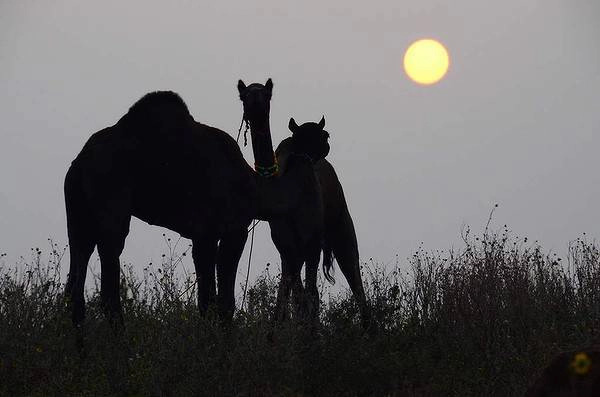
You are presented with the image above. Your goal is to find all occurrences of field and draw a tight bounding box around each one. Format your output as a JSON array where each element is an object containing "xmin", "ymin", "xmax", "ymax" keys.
[{"xmin": 1, "ymin": 225, "xmax": 599, "ymax": 396}]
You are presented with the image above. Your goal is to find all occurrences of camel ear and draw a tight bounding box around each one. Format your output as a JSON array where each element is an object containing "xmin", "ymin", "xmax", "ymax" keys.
[
  {"xmin": 289, "ymin": 117, "xmax": 299, "ymax": 134},
  {"xmin": 237, "ymin": 80, "xmax": 247, "ymax": 95},
  {"xmin": 318, "ymin": 115, "xmax": 325, "ymax": 129},
  {"xmin": 265, "ymin": 78, "xmax": 273, "ymax": 99}
]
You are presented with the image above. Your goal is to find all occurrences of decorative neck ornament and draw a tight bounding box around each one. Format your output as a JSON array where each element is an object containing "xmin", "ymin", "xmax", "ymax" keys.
[{"xmin": 255, "ymin": 157, "xmax": 279, "ymax": 178}]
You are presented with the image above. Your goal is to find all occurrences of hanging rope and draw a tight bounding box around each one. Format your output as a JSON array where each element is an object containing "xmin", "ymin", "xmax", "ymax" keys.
[
  {"xmin": 177, "ymin": 220, "xmax": 260, "ymax": 302},
  {"xmin": 178, "ymin": 277, "xmax": 197, "ymax": 300},
  {"xmin": 237, "ymin": 114, "xmax": 257, "ymax": 309},
  {"xmin": 236, "ymin": 115, "xmax": 250, "ymax": 146},
  {"xmin": 247, "ymin": 220, "xmax": 260, "ymax": 234},
  {"xmin": 241, "ymin": 219, "xmax": 258, "ymax": 310}
]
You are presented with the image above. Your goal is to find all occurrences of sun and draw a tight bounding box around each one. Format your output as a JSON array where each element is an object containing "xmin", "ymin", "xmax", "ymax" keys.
[{"xmin": 403, "ymin": 39, "xmax": 450, "ymax": 85}]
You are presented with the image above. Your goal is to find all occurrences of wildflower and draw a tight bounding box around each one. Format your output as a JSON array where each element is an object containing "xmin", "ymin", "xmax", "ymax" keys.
[
  {"xmin": 570, "ymin": 352, "xmax": 592, "ymax": 375},
  {"xmin": 36, "ymin": 346, "xmax": 43, "ymax": 353}
]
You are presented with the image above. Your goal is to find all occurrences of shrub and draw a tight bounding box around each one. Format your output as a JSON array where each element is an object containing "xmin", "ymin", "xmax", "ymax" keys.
[{"xmin": 1, "ymin": 228, "xmax": 599, "ymax": 396}]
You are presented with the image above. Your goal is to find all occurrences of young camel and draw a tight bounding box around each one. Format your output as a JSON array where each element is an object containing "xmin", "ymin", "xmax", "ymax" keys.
[{"xmin": 277, "ymin": 120, "xmax": 372, "ymax": 328}]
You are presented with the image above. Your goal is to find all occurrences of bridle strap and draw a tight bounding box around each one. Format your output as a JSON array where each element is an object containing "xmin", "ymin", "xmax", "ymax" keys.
[{"xmin": 236, "ymin": 114, "xmax": 250, "ymax": 147}]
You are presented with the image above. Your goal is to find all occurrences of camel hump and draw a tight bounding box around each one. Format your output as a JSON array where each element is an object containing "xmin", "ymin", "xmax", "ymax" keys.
[{"xmin": 121, "ymin": 91, "xmax": 192, "ymax": 132}]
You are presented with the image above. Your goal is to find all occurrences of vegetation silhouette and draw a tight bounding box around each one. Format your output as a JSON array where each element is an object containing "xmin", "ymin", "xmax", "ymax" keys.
[
  {"xmin": 3, "ymin": 229, "xmax": 599, "ymax": 395},
  {"xmin": 64, "ymin": 88, "xmax": 319, "ymax": 325},
  {"xmin": 525, "ymin": 348, "xmax": 600, "ymax": 396}
]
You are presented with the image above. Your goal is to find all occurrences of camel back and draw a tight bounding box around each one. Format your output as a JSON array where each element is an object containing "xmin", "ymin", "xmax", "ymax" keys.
[{"xmin": 120, "ymin": 91, "xmax": 193, "ymax": 135}]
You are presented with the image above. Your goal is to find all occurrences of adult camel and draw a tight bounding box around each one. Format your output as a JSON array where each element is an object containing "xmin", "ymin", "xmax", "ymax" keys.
[
  {"xmin": 237, "ymin": 80, "xmax": 329, "ymax": 321},
  {"xmin": 64, "ymin": 86, "xmax": 318, "ymax": 325}
]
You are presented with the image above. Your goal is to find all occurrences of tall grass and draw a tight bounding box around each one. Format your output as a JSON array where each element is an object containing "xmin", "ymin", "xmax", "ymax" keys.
[{"xmin": 1, "ymin": 227, "xmax": 599, "ymax": 396}]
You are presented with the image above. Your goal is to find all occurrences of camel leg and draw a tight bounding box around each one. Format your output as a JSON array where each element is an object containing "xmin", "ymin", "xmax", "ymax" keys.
[
  {"xmin": 331, "ymin": 213, "xmax": 372, "ymax": 329},
  {"xmin": 304, "ymin": 245, "xmax": 321, "ymax": 321},
  {"xmin": 275, "ymin": 256, "xmax": 293, "ymax": 322},
  {"xmin": 96, "ymin": 216, "xmax": 130, "ymax": 325},
  {"xmin": 291, "ymin": 272, "xmax": 305, "ymax": 318},
  {"xmin": 275, "ymin": 254, "xmax": 303, "ymax": 322},
  {"xmin": 65, "ymin": 230, "xmax": 96, "ymax": 326},
  {"xmin": 64, "ymin": 166, "xmax": 97, "ymax": 326},
  {"xmin": 90, "ymin": 184, "xmax": 132, "ymax": 325},
  {"xmin": 216, "ymin": 228, "xmax": 248, "ymax": 321},
  {"xmin": 192, "ymin": 236, "xmax": 218, "ymax": 314},
  {"xmin": 333, "ymin": 250, "xmax": 371, "ymax": 329},
  {"xmin": 271, "ymin": 223, "xmax": 302, "ymax": 322},
  {"xmin": 334, "ymin": 243, "xmax": 366, "ymax": 302}
]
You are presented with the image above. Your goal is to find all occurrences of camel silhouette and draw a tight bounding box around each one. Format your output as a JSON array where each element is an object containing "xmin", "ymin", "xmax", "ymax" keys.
[
  {"xmin": 238, "ymin": 80, "xmax": 328, "ymax": 321},
  {"xmin": 274, "ymin": 119, "xmax": 371, "ymax": 327},
  {"xmin": 270, "ymin": 117, "xmax": 329, "ymax": 320},
  {"xmin": 64, "ymin": 88, "xmax": 318, "ymax": 325},
  {"xmin": 237, "ymin": 80, "xmax": 370, "ymax": 326}
]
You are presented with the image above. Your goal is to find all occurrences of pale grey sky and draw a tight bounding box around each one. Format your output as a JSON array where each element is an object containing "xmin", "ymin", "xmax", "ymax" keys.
[{"xmin": 1, "ymin": 1, "xmax": 599, "ymax": 294}]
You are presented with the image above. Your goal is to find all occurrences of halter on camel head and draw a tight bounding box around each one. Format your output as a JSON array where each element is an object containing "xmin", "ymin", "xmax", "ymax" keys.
[{"xmin": 237, "ymin": 78, "xmax": 279, "ymax": 178}]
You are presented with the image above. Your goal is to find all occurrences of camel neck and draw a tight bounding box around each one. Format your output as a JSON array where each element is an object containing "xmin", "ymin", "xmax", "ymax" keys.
[{"xmin": 249, "ymin": 119, "xmax": 278, "ymax": 177}]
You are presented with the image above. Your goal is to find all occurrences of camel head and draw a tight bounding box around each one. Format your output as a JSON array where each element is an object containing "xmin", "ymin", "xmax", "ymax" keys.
[
  {"xmin": 288, "ymin": 116, "xmax": 330, "ymax": 162},
  {"xmin": 237, "ymin": 78, "xmax": 277, "ymax": 176},
  {"xmin": 238, "ymin": 78, "xmax": 273, "ymax": 127}
]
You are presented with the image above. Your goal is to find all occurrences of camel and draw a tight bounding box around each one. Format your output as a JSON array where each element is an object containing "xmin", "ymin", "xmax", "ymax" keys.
[
  {"xmin": 268, "ymin": 117, "xmax": 329, "ymax": 320},
  {"xmin": 237, "ymin": 79, "xmax": 328, "ymax": 321},
  {"xmin": 64, "ymin": 87, "xmax": 319, "ymax": 325},
  {"xmin": 237, "ymin": 80, "xmax": 370, "ymax": 326},
  {"xmin": 275, "ymin": 120, "xmax": 371, "ymax": 327}
]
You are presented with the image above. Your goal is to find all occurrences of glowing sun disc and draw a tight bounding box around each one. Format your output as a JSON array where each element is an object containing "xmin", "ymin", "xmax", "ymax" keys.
[{"xmin": 403, "ymin": 39, "xmax": 450, "ymax": 85}]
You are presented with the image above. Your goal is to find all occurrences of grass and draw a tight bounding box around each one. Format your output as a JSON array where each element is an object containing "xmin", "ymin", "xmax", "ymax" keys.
[{"xmin": 1, "ymin": 224, "xmax": 599, "ymax": 396}]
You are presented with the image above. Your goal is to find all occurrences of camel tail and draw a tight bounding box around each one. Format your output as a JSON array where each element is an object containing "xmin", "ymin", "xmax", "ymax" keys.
[{"xmin": 322, "ymin": 240, "xmax": 336, "ymax": 284}]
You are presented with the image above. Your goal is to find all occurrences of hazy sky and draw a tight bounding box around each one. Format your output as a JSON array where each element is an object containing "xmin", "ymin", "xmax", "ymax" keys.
[{"xmin": 1, "ymin": 1, "xmax": 599, "ymax": 294}]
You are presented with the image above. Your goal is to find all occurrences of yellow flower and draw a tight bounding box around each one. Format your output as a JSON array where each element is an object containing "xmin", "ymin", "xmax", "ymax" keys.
[
  {"xmin": 570, "ymin": 352, "xmax": 592, "ymax": 375},
  {"xmin": 35, "ymin": 346, "xmax": 43, "ymax": 353}
]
